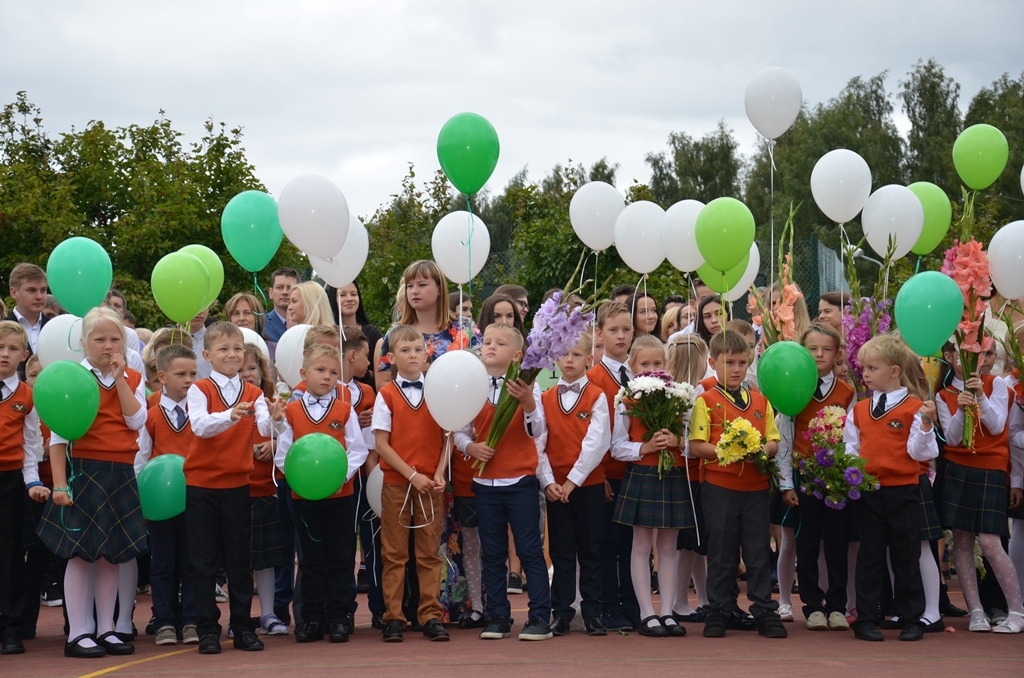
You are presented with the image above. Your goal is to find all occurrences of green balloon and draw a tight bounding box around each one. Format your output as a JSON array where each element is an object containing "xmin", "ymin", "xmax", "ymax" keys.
[
  {"xmin": 137, "ymin": 454, "xmax": 186, "ymax": 521},
  {"xmin": 436, "ymin": 112, "xmax": 500, "ymax": 195},
  {"xmin": 908, "ymin": 182, "xmax": 952, "ymax": 255},
  {"xmin": 694, "ymin": 197, "xmax": 755, "ymax": 272},
  {"xmin": 221, "ymin": 191, "xmax": 283, "ymax": 272},
  {"xmin": 46, "ymin": 237, "xmax": 112, "ymax": 317},
  {"xmin": 952, "ymin": 123, "xmax": 1009, "ymax": 190},
  {"xmin": 895, "ymin": 271, "xmax": 964, "ymax": 357},
  {"xmin": 757, "ymin": 341, "xmax": 818, "ymax": 416},
  {"xmin": 34, "ymin": 361, "xmax": 100, "ymax": 440},
  {"xmin": 697, "ymin": 251, "xmax": 750, "ymax": 293},
  {"xmin": 151, "ymin": 252, "xmax": 211, "ymax": 324},
  {"xmin": 179, "ymin": 244, "xmax": 224, "ymax": 310},
  {"xmin": 284, "ymin": 433, "xmax": 348, "ymax": 500}
]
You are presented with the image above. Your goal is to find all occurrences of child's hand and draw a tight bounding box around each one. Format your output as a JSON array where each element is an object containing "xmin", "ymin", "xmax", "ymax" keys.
[
  {"xmin": 431, "ymin": 470, "xmax": 446, "ymax": 493},
  {"xmin": 268, "ymin": 397, "xmax": 286, "ymax": 421},
  {"xmin": 358, "ymin": 408, "xmax": 374, "ymax": 428},
  {"xmin": 231, "ymin": 402, "xmax": 254, "ymax": 422},
  {"xmin": 109, "ymin": 352, "xmax": 126, "ymax": 378},
  {"xmin": 1010, "ymin": 488, "xmax": 1023, "ymax": 511},
  {"xmin": 782, "ymin": 489, "xmax": 799, "ymax": 507},
  {"xmin": 919, "ymin": 400, "xmax": 937, "ymax": 431},
  {"xmin": 254, "ymin": 441, "xmax": 274, "ymax": 461},
  {"xmin": 467, "ymin": 442, "xmax": 496, "ymax": 463},
  {"xmin": 957, "ymin": 391, "xmax": 976, "ymax": 410},
  {"xmin": 603, "ymin": 479, "xmax": 614, "ymax": 503},
  {"xmin": 964, "ymin": 372, "xmax": 984, "ymax": 393},
  {"xmin": 659, "ymin": 429, "xmax": 681, "ymax": 448},
  {"xmin": 639, "ymin": 432, "xmax": 670, "ymax": 456},
  {"xmin": 545, "ymin": 483, "xmax": 563, "ymax": 502},
  {"xmin": 28, "ymin": 486, "xmax": 50, "ymax": 503},
  {"xmin": 52, "ymin": 488, "xmax": 72, "ymax": 507},
  {"xmin": 506, "ymin": 378, "xmax": 535, "ymax": 409},
  {"xmin": 560, "ymin": 480, "xmax": 577, "ymax": 503},
  {"xmin": 410, "ymin": 472, "xmax": 433, "ymax": 495}
]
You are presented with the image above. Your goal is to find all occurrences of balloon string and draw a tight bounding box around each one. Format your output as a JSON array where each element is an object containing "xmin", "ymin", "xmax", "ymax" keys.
[
  {"xmin": 839, "ymin": 223, "xmax": 848, "ymax": 352},
  {"xmin": 915, "ymin": 256, "xmax": 922, "ymax": 275},
  {"xmin": 768, "ymin": 138, "xmax": 776, "ymax": 296},
  {"xmin": 463, "ymin": 197, "xmax": 476, "ymax": 296},
  {"xmin": 592, "ymin": 251, "xmax": 599, "ymax": 364},
  {"xmin": 61, "ymin": 443, "xmax": 81, "ymax": 533},
  {"xmin": 253, "ymin": 273, "xmax": 269, "ymax": 316},
  {"xmin": 67, "ymin": 318, "xmax": 80, "ymax": 356},
  {"xmin": 458, "ymin": 285, "xmax": 466, "ymax": 350}
]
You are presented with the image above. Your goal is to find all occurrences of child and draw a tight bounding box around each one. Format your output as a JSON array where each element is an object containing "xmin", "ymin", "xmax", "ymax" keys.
[
  {"xmin": 5, "ymin": 263, "xmax": 49, "ymax": 379},
  {"xmin": 588, "ymin": 300, "xmax": 640, "ymax": 631},
  {"xmin": 0, "ymin": 321, "xmax": 45, "ymax": 655},
  {"xmin": 611, "ymin": 335, "xmax": 694, "ymax": 637},
  {"xmin": 36, "ymin": 307, "xmax": 147, "ymax": 658},
  {"xmin": 184, "ymin": 321, "xmax": 285, "ymax": 654},
  {"xmin": 843, "ymin": 335, "xmax": 938, "ymax": 642},
  {"xmin": 690, "ymin": 330, "xmax": 784, "ymax": 639},
  {"xmin": 537, "ymin": 331, "xmax": 611, "ymax": 636},
  {"xmin": 776, "ymin": 324, "xmax": 855, "ymax": 630},
  {"xmin": 935, "ymin": 340, "xmax": 1024, "ymax": 633},
  {"xmin": 371, "ymin": 325, "xmax": 449, "ymax": 642},
  {"xmin": 141, "ymin": 328, "xmax": 194, "ymax": 408},
  {"xmin": 276, "ymin": 344, "xmax": 368, "ymax": 643},
  {"xmin": 289, "ymin": 325, "xmax": 344, "ymax": 402},
  {"xmin": 240, "ymin": 343, "xmax": 290, "ymax": 637},
  {"xmin": 457, "ymin": 323, "xmax": 551, "ymax": 641},
  {"xmin": 134, "ymin": 344, "xmax": 198, "ymax": 646}
]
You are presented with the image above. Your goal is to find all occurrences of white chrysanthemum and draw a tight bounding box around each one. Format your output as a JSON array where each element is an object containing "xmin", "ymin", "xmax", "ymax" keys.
[
  {"xmin": 669, "ymin": 382, "xmax": 696, "ymax": 404},
  {"xmin": 627, "ymin": 376, "xmax": 667, "ymax": 394}
]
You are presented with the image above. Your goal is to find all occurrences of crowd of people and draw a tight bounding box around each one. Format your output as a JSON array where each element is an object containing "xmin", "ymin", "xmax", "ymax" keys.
[{"xmin": 1, "ymin": 256, "xmax": 1023, "ymax": 661}]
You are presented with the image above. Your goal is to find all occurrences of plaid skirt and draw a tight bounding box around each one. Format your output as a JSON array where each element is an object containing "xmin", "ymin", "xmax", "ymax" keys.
[
  {"xmin": 918, "ymin": 474, "xmax": 944, "ymax": 541},
  {"xmin": 940, "ymin": 462, "xmax": 1009, "ymax": 537},
  {"xmin": 614, "ymin": 464, "xmax": 695, "ymax": 530},
  {"xmin": 250, "ymin": 495, "xmax": 288, "ymax": 570},
  {"xmin": 36, "ymin": 458, "xmax": 147, "ymax": 563},
  {"xmin": 676, "ymin": 480, "xmax": 707, "ymax": 554}
]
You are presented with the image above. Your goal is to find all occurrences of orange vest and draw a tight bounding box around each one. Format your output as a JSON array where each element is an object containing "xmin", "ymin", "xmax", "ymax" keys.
[
  {"xmin": 627, "ymin": 417, "xmax": 683, "ymax": 469},
  {"xmin": 937, "ymin": 375, "xmax": 1010, "ymax": 472},
  {"xmin": 0, "ymin": 380, "xmax": 33, "ymax": 471},
  {"xmin": 285, "ymin": 398, "xmax": 356, "ymax": 499},
  {"xmin": 185, "ymin": 378, "xmax": 265, "ymax": 489},
  {"xmin": 700, "ymin": 382, "xmax": 771, "ymax": 492},
  {"xmin": 541, "ymin": 384, "xmax": 606, "ymax": 487},
  {"xmin": 378, "ymin": 382, "xmax": 443, "ymax": 484},
  {"xmin": 589, "ymin": 361, "xmax": 628, "ymax": 481},
  {"xmin": 144, "ymin": 402, "xmax": 193, "ymax": 459},
  {"xmin": 793, "ymin": 379, "xmax": 856, "ymax": 457},
  {"xmin": 473, "ymin": 401, "xmax": 537, "ymax": 480},
  {"xmin": 147, "ymin": 391, "xmax": 161, "ymax": 409},
  {"xmin": 249, "ymin": 429, "xmax": 276, "ymax": 498},
  {"xmin": 341, "ymin": 381, "xmax": 375, "ymax": 416},
  {"xmin": 853, "ymin": 394, "xmax": 923, "ymax": 487},
  {"xmin": 73, "ymin": 369, "xmax": 144, "ymax": 463},
  {"xmin": 452, "ymin": 449, "xmax": 476, "ymax": 497}
]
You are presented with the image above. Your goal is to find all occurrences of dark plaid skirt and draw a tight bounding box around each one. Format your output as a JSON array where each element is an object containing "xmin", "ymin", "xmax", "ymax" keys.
[
  {"xmin": 614, "ymin": 464, "xmax": 695, "ymax": 530},
  {"xmin": 940, "ymin": 462, "xmax": 1009, "ymax": 537},
  {"xmin": 918, "ymin": 474, "xmax": 944, "ymax": 541},
  {"xmin": 677, "ymin": 480, "xmax": 707, "ymax": 554},
  {"xmin": 250, "ymin": 495, "xmax": 288, "ymax": 570},
  {"xmin": 769, "ymin": 478, "xmax": 800, "ymax": 530},
  {"xmin": 36, "ymin": 458, "xmax": 147, "ymax": 563},
  {"xmin": 454, "ymin": 496, "xmax": 478, "ymax": 529}
]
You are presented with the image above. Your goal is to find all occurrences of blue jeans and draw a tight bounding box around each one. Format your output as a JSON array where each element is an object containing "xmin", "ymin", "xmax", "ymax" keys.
[
  {"xmin": 474, "ymin": 477, "xmax": 551, "ymax": 622},
  {"xmin": 149, "ymin": 513, "xmax": 195, "ymax": 629}
]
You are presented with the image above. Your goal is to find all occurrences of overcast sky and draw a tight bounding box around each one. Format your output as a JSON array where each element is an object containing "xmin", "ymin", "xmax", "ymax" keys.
[{"xmin": 3, "ymin": 0, "xmax": 1022, "ymax": 218}]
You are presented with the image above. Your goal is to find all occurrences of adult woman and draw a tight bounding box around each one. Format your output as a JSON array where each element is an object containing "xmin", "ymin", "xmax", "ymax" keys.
[
  {"xmin": 224, "ymin": 292, "xmax": 264, "ymax": 334},
  {"xmin": 476, "ymin": 294, "xmax": 525, "ymax": 341},
  {"xmin": 492, "ymin": 284, "xmax": 529, "ymax": 323},
  {"xmin": 661, "ymin": 306, "xmax": 682, "ymax": 342},
  {"xmin": 287, "ymin": 281, "xmax": 334, "ymax": 328},
  {"xmin": 695, "ymin": 295, "xmax": 723, "ymax": 346},
  {"xmin": 631, "ymin": 291, "xmax": 661, "ymax": 339},
  {"xmin": 327, "ymin": 280, "xmax": 384, "ymax": 391}
]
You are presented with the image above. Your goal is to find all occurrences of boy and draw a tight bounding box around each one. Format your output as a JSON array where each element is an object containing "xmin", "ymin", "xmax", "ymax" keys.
[
  {"xmin": 184, "ymin": 321, "xmax": 285, "ymax": 654},
  {"xmin": 0, "ymin": 321, "xmax": 45, "ymax": 655},
  {"xmin": 844, "ymin": 335, "xmax": 937, "ymax": 642},
  {"xmin": 5, "ymin": 263, "xmax": 49, "ymax": 379},
  {"xmin": 371, "ymin": 325, "xmax": 448, "ymax": 642},
  {"xmin": 690, "ymin": 331, "xmax": 784, "ymax": 639},
  {"xmin": 537, "ymin": 332, "xmax": 610, "ymax": 636},
  {"xmin": 264, "ymin": 267, "xmax": 300, "ymax": 343},
  {"xmin": 135, "ymin": 345, "xmax": 198, "ymax": 646},
  {"xmin": 588, "ymin": 301, "xmax": 640, "ymax": 631},
  {"xmin": 276, "ymin": 344, "xmax": 368, "ymax": 644},
  {"xmin": 817, "ymin": 292, "xmax": 851, "ymax": 333},
  {"xmin": 457, "ymin": 323, "xmax": 552, "ymax": 641}
]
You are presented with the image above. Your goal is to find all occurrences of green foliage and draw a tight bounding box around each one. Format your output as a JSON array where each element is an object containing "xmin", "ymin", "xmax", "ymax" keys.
[{"xmin": 646, "ymin": 121, "xmax": 743, "ymax": 207}]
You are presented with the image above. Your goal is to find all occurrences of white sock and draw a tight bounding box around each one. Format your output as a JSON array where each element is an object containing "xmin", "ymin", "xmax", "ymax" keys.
[
  {"xmin": 115, "ymin": 558, "xmax": 138, "ymax": 635},
  {"xmin": 93, "ymin": 558, "xmax": 120, "ymax": 638},
  {"xmin": 255, "ymin": 568, "xmax": 276, "ymax": 618},
  {"xmin": 65, "ymin": 558, "xmax": 98, "ymax": 648},
  {"xmin": 656, "ymin": 530, "xmax": 679, "ymax": 619},
  {"xmin": 778, "ymin": 527, "xmax": 796, "ymax": 607},
  {"xmin": 462, "ymin": 527, "xmax": 483, "ymax": 613},
  {"xmin": 674, "ymin": 550, "xmax": 697, "ymax": 615},
  {"xmin": 919, "ymin": 541, "xmax": 941, "ymax": 624},
  {"xmin": 630, "ymin": 527, "xmax": 657, "ymax": 625}
]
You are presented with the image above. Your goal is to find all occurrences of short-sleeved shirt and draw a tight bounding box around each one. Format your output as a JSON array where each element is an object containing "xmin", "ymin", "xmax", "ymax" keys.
[{"xmin": 377, "ymin": 318, "xmax": 480, "ymax": 374}]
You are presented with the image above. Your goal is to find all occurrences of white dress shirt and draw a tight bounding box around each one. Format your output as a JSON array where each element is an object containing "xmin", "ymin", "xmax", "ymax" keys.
[
  {"xmin": 187, "ymin": 371, "xmax": 281, "ymax": 439},
  {"xmin": 776, "ymin": 373, "xmax": 856, "ymax": 490},
  {"xmin": 13, "ymin": 308, "xmax": 42, "ymax": 354},
  {"xmin": 345, "ymin": 379, "xmax": 375, "ymax": 450},
  {"xmin": 535, "ymin": 375, "xmax": 610, "ymax": 488},
  {"xmin": 134, "ymin": 393, "xmax": 188, "ymax": 475},
  {"xmin": 935, "ymin": 376, "xmax": 1010, "ymax": 447},
  {"xmin": 274, "ymin": 393, "xmax": 369, "ymax": 482},
  {"xmin": 1, "ymin": 374, "xmax": 43, "ymax": 486},
  {"xmin": 1007, "ymin": 376, "xmax": 1024, "ymax": 490},
  {"xmin": 50, "ymin": 358, "xmax": 148, "ymax": 446},
  {"xmin": 843, "ymin": 387, "xmax": 938, "ymax": 463},
  {"xmin": 371, "ymin": 374, "xmax": 425, "ymax": 434}
]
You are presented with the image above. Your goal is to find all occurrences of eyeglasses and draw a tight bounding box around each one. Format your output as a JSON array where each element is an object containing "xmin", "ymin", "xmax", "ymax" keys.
[{"xmin": 515, "ymin": 300, "xmax": 529, "ymax": 313}]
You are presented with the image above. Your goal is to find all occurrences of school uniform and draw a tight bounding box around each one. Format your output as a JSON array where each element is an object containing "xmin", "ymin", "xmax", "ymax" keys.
[
  {"xmin": 250, "ymin": 428, "xmax": 287, "ymax": 572},
  {"xmin": 1009, "ymin": 378, "xmax": 1024, "ymax": 520},
  {"xmin": 536, "ymin": 375, "xmax": 610, "ymax": 623},
  {"xmin": 844, "ymin": 387, "xmax": 938, "ymax": 631},
  {"xmin": 690, "ymin": 377, "xmax": 781, "ymax": 620},
  {"xmin": 5, "ymin": 309, "xmax": 48, "ymax": 380},
  {"xmin": 185, "ymin": 371, "xmax": 281, "ymax": 639},
  {"xmin": 276, "ymin": 395, "xmax": 368, "ymax": 628},
  {"xmin": 775, "ymin": 373, "xmax": 855, "ymax": 619}
]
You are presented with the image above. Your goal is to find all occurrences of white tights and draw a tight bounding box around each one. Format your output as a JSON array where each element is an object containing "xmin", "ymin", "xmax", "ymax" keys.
[
  {"xmin": 65, "ymin": 557, "xmax": 119, "ymax": 647},
  {"xmin": 462, "ymin": 526, "xmax": 483, "ymax": 613},
  {"xmin": 115, "ymin": 559, "xmax": 138, "ymax": 635},
  {"xmin": 919, "ymin": 541, "xmax": 941, "ymax": 624},
  {"xmin": 631, "ymin": 527, "xmax": 678, "ymax": 627},
  {"xmin": 674, "ymin": 550, "xmax": 708, "ymax": 614},
  {"xmin": 777, "ymin": 527, "xmax": 796, "ymax": 607},
  {"xmin": 255, "ymin": 568, "xmax": 275, "ymax": 617},
  {"xmin": 1009, "ymin": 520, "xmax": 1024, "ymax": 596},
  {"xmin": 952, "ymin": 530, "xmax": 1024, "ymax": 617}
]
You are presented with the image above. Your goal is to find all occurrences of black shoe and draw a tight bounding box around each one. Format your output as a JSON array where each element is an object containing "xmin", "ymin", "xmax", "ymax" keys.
[
  {"xmin": 340, "ymin": 613, "xmax": 355, "ymax": 637},
  {"xmin": 145, "ymin": 615, "xmax": 157, "ymax": 635},
  {"xmin": 601, "ymin": 609, "xmax": 633, "ymax": 632},
  {"xmin": 480, "ymin": 615, "xmax": 511, "ymax": 640},
  {"xmin": 96, "ymin": 631, "xmax": 135, "ymax": 655},
  {"xmin": 853, "ymin": 623, "xmax": 885, "ymax": 642},
  {"xmin": 371, "ymin": 612, "xmax": 385, "ymax": 629},
  {"xmin": 1, "ymin": 636, "xmax": 25, "ymax": 655},
  {"xmin": 756, "ymin": 614, "xmax": 788, "ymax": 638},
  {"xmin": 507, "ymin": 572, "xmax": 524, "ymax": 594},
  {"xmin": 422, "ymin": 619, "xmax": 450, "ymax": 641},
  {"xmin": 64, "ymin": 634, "xmax": 106, "ymax": 658},
  {"xmin": 274, "ymin": 605, "xmax": 292, "ymax": 626},
  {"xmin": 329, "ymin": 622, "xmax": 349, "ymax": 643},
  {"xmin": 198, "ymin": 634, "xmax": 221, "ymax": 654},
  {"xmin": 924, "ymin": 619, "xmax": 946, "ymax": 633},
  {"xmin": 16, "ymin": 627, "xmax": 35, "ymax": 641},
  {"xmin": 651, "ymin": 571, "xmax": 660, "ymax": 594},
  {"xmin": 551, "ymin": 616, "xmax": 571, "ymax": 636},
  {"xmin": 233, "ymin": 631, "xmax": 264, "ymax": 651},
  {"xmin": 660, "ymin": 616, "xmax": 687, "ymax": 637},
  {"xmin": 518, "ymin": 617, "xmax": 553, "ymax": 641},
  {"xmin": 382, "ymin": 620, "xmax": 404, "ymax": 643},
  {"xmin": 296, "ymin": 621, "xmax": 324, "ymax": 643},
  {"xmin": 584, "ymin": 616, "xmax": 607, "ymax": 636},
  {"xmin": 878, "ymin": 618, "xmax": 902, "ymax": 630},
  {"xmin": 356, "ymin": 567, "xmax": 369, "ymax": 594},
  {"xmin": 940, "ymin": 601, "xmax": 968, "ymax": 617},
  {"xmin": 726, "ymin": 609, "xmax": 758, "ymax": 631},
  {"xmin": 899, "ymin": 623, "xmax": 924, "ymax": 641},
  {"xmin": 637, "ymin": 615, "xmax": 668, "ymax": 637},
  {"xmin": 458, "ymin": 611, "xmax": 486, "ymax": 629},
  {"xmin": 703, "ymin": 612, "xmax": 728, "ymax": 638},
  {"xmin": 673, "ymin": 607, "xmax": 707, "ymax": 623}
]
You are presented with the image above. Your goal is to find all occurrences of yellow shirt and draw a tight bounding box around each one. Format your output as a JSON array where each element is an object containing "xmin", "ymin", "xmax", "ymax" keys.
[{"xmin": 689, "ymin": 390, "xmax": 781, "ymax": 443}]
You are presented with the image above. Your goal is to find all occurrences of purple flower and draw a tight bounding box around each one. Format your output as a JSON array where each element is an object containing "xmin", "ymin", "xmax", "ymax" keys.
[
  {"xmin": 814, "ymin": 449, "xmax": 834, "ymax": 468},
  {"xmin": 520, "ymin": 295, "xmax": 595, "ymax": 372},
  {"xmin": 847, "ymin": 488, "xmax": 861, "ymax": 500},
  {"xmin": 812, "ymin": 490, "xmax": 823, "ymax": 500},
  {"xmin": 797, "ymin": 459, "xmax": 806, "ymax": 472},
  {"xmin": 813, "ymin": 478, "xmax": 826, "ymax": 487},
  {"xmin": 834, "ymin": 500, "xmax": 847, "ymax": 510},
  {"xmin": 874, "ymin": 482, "xmax": 881, "ymax": 490},
  {"xmin": 844, "ymin": 468, "xmax": 863, "ymax": 485}
]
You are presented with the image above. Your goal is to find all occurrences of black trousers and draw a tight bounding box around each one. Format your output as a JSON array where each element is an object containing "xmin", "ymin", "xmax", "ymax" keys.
[
  {"xmin": 599, "ymin": 478, "xmax": 639, "ymax": 619},
  {"xmin": 0, "ymin": 471, "xmax": 25, "ymax": 638},
  {"xmin": 547, "ymin": 483, "xmax": 604, "ymax": 620},
  {"xmin": 796, "ymin": 492, "xmax": 850, "ymax": 617},
  {"xmin": 186, "ymin": 485, "xmax": 254, "ymax": 638},
  {"xmin": 293, "ymin": 496, "xmax": 356, "ymax": 625},
  {"xmin": 852, "ymin": 485, "xmax": 924, "ymax": 628}
]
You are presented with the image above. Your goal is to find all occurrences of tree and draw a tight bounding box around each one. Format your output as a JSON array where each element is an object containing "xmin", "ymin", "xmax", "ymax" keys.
[
  {"xmin": 646, "ymin": 122, "xmax": 743, "ymax": 207},
  {"xmin": 899, "ymin": 58, "xmax": 962, "ymax": 193},
  {"xmin": 963, "ymin": 71, "xmax": 1024, "ymax": 228}
]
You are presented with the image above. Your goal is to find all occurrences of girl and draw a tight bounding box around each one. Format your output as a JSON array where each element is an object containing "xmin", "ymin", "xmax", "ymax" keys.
[
  {"xmin": 1007, "ymin": 323, "xmax": 1024, "ymax": 598},
  {"xmin": 695, "ymin": 295, "xmax": 723, "ymax": 346},
  {"xmin": 478, "ymin": 294, "xmax": 526, "ymax": 342},
  {"xmin": 492, "ymin": 284, "xmax": 529, "ymax": 322},
  {"xmin": 225, "ymin": 292, "xmax": 264, "ymax": 334},
  {"xmin": 611, "ymin": 335, "xmax": 695, "ymax": 637},
  {"xmin": 630, "ymin": 291, "xmax": 662, "ymax": 340},
  {"xmin": 327, "ymin": 281, "xmax": 384, "ymax": 392},
  {"xmin": 239, "ymin": 343, "xmax": 290, "ymax": 636},
  {"xmin": 661, "ymin": 306, "xmax": 682, "ymax": 342},
  {"xmin": 935, "ymin": 340, "xmax": 1024, "ymax": 633},
  {"xmin": 288, "ymin": 281, "xmax": 334, "ymax": 328},
  {"xmin": 448, "ymin": 291, "xmax": 474, "ymax": 319},
  {"xmin": 37, "ymin": 307, "xmax": 147, "ymax": 658}
]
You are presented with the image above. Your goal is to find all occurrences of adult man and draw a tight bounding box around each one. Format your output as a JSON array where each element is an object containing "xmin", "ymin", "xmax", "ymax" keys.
[
  {"xmin": 5, "ymin": 263, "xmax": 49, "ymax": 379},
  {"xmin": 264, "ymin": 267, "xmax": 299, "ymax": 343}
]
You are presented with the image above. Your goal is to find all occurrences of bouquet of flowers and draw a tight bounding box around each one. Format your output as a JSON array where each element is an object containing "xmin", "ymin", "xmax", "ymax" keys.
[
  {"xmin": 840, "ymin": 233, "xmax": 896, "ymax": 397},
  {"xmin": 999, "ymin": 306, "xmax": 1024, "ymax": 406},
  {"xmin": 797, "ymin": 405, "xmax": 879, "ymax": 509},
  {"xmin": 713, "ymin": 415, "xmax": 781, "ymax": 492},
  {"xmin": 751, "ymin": 204, "xmax": 802, "ymax": 347},
  {"xmin": 615, "ymin": 371, "xmax": 697, "ymax": 478}
]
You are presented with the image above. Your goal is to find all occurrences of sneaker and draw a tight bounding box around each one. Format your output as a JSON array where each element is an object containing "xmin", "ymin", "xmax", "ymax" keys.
[
  {"xmin": 182, "ymin": 625, "xmax": 199, "ymax": 644},
  {"xmin": 778, "ymin": 604, "xmax": 794, "ymax": 622},
  {"xmin": 757, "ymin": 614, "xmax": 788, "ymax": 638},
  {"xmin": 507, "ymin": 572, "xmax": 524, "ymax": 595},
  {"xmin": 40, "ymin": 590, "xmax": 63, "ymax": 607},
  {"xmin": 828, "ymin": 612, "xmax": 850, "ymax": 630},
  {"xmin": 136, "ymin": 584, "xmax": 151, "ymax": 596},
  {"xmin": 480, "ymin": 616, "xmax": 511, "ymax": 640},
  {"xmin": 155, "ymin": 626, "xmax": 177, "ymax": 646},
  {"xmin": 518, "ymin": 618, "xmax": 553, "ymax": 641},
  {"xmin": 215, "ymin": 584, "xmax": 229, "ymax": 604},
  {"xmin": 806, "ymin": 611, "xmax": 828, "ymax": 630},
  {"xmin": 260, "ymin": 614, "xmax": 289, "ymax": 636}
]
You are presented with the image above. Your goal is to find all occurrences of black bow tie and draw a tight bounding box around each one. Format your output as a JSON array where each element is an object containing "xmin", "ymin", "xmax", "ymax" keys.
[
  {"xmin": 402, "ymin": 380, "xmax": 423, "ymax": 390},
  {"xmin": 491, "ymin": 376, "xmax": 505, "ymax": 387}
]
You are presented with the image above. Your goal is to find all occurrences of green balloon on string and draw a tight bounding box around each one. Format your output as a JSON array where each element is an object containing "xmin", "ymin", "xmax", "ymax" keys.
[
  {"xmin": 907, "ymin": 182, "xmax": 952, "ymax": 255},
  {"xmin": 221, "ymin": 190, "xmax": 283, "ymax": 272},
  {"xmin": 694, "ymin": 197, "xmax": 755, "ymax": 272},
  {"xmin": 137, "ymin": 454, "xmax": 186, "ymax": 521},
  {"xmin": 34, "ymin": 361, "xmax": 100, "ymax": 440},
  {"xmin": 151, "ymin": 252, "xmax": 211, "ymax": 324},
  {"xmin": 696, "ymin": 251, "xmax": 750, "ymax": 294},
  {"xmin": 757, "ymin": 341, "xmax": 818, "ymax": 416},
  {"xmin": 285, "ymin": 433, "xmax": 349, "ymax": 500},
  {"xmin": 894, "ymin": 271, "xmax": 964, "ymax": 357},
  {"xmin": 952, "ymin": 124, "xmax": 1009, "ymax": 190},
  {"xmin": 179, "ymin": 244, "xmax": 224, "ymax": 309},
  {"xmin": 436, "ymin": 113, "xmax": 500, "ymax": 195},
  {"xmin": 46, "ymin": 237, "xmax": 113, "ymax": 317}
]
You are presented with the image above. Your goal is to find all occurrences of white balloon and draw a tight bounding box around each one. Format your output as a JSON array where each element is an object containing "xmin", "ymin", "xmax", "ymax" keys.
[
  {"xmin": 37, "ymin": 314, "xmax": 84, "ymax": 367},
  {"xmin": 613, "ymin": 201, "xmax": 666, "ymax": 274},
  {"xmin": 366, "ymin": 464, "xmax": 384, "ymax": 518},
  {"xmin": 725, "ymin": 244, "xmax": 761, "ymax": 302},
  {"xmin": 309, "ymin": 215, "xmax": 369, "ymax": 288},
  {"xmin": 1020, "ymin": 165, "xmax": 1023, "ymax": 198},
  {"xmin": 423, "ymin": 350, "xmax": 489, "ymax": 431},
  {"xmin": 989, "ymin": 220, "xmax": 1024, "ymax": 300},
  {"xmin": 431, "ymin": 211, "xmax": 491, "ymax": 285},
  {"xmin": 744, "ymin": 67, "xmax": 803, "ymax": 140},
  {"xmin": 278, "ymin": 175, "xmax": 350, "ymax": 259},
  {"xmin": 662, "ymin": 199, "xmax": 706, "ymax": 272},
  {"xmin": 569, "ymin": 181, "xmax": 625, "ymax": 251},
  {"xmin": 239, "ymin": 327, "xmax": 270, "ymax": 363},
  {"xmin": 861, "ymin": 185, "xmax": 924, "ymax": 260},
  {"xmin": 810, "ymin": 149, "xmax": 873, "ymax": 224},
  {"xmin": 274, "ymin": 323, "xmax": 311, "ymax": 388}
]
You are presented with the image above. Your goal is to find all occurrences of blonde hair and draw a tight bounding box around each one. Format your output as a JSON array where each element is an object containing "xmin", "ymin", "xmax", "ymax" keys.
[
  {"xmin": 25, "ymin": 353, "xmax": 41, "ymax": 372},
  {"xmin": 858, "ymin": 334, "xmax": 911, "ymax": 373},
  {"xmin": 80, "ymin": 307, "xmax": 127, "ymax": 353},
  {"xmin": 0, "ymin": 319, "xmax": 29, "ymax": 350},
  {"xmin": 243, "ymin": 343, "xmax": 276, "ymax": 398},
  {"xmin": 667, "ymin": 334, "xmax": 708, "ymax": 385},
  {"xmin": 303, "ymin": 343, "xmax": 342, "ymax": 370},
  {"xmin": 387, "ymin": 324, "xmax": 425, "ymax": 350},
  {"xmin": 143, "ymin": 327, "xmax": 193, "ymax": 363},
  {"xmin": 628, "ymin": 335, "xmax": 665, "ymax": 364},
  {"xmin": 661, "ymin": 306, "xmax": 682, "ymax": 341},
  {"xmin": 134, "ymin": 328, "xmax": 153, "ymax": 345},
  {"xmin": 596, "ymin": 300, "xmax": 631, "ymax": 329},
  {"xmin": 292, "ymin": 281, "xmax": 334, "ymax": 327},
  {"xmin": 396, "ymin": 260, "xmax": 453, "ymax": 331},
  {"xmin": 203, "ymin": 320, "xmax": 244, "ymax": 347},
  {"xmin": 899, "ymin": 351, "xmax": 930, "ymax": 401},
  {"xmin": 304, "ymin": 324, "xmax": 341, "ymax": 349},
  {"xmin": 574, "ymin": 329, "xmax": 593, "ymax": 353},
  {"xmin": 484, "ymin": 323, "xmax": 524, "ymax": 350}
]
